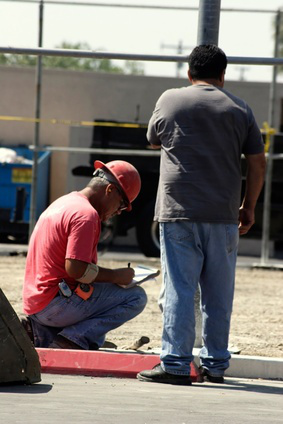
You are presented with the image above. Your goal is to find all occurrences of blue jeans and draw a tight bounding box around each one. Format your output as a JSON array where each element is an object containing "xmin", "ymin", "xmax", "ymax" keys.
[
  {"xmin": 159, "ymin": 221, "xmax": 239, "ymax": 376},
  {"xmin": 29, "ymin": 283, "xmax": 147, "ymax": 349}
]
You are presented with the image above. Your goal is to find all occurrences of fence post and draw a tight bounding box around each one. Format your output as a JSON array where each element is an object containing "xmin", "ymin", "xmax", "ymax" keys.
[
  {"xmin": 197, "ymin": 0, "xmax": 221, "ymax": 45},
  {"xmin": 29, "ymin": 0, "xmax": 44, "ymax": 239},
  {"xmin": 194, "ymin": 0, "xmax": 222, "ymax": 348},
  {"xmin": 260, "ymin": 9, "xmax": 281, "ymax": 263}
]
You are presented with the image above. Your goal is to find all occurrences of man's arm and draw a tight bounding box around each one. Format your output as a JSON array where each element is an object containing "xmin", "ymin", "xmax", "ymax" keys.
[
  {"xmin": 146, "ymin": 108, "xmax": 161, "ymax": 149},
  {"xmin": 149, "ymin": 144, "xmax": 161, "ymax": 150},
  {"xmin": 239, "ymin": 152, "xmax": 266, "ymax": 235},
  {"xmin": 65, "ymin": 258, "xmax": 135, "ymax": 285}
]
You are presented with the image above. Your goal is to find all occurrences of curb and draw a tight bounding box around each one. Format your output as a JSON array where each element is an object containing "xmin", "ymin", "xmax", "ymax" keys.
[
  {"xmin": 36, "ymin": 348, "xmax": 283, "ymax": 381},
  {"xmin": 192, "ymin": 350, "xmax": 283, "ymax": 380},
  {"xmin": 227, "ymin": 355, "xmax": 283, "ymax": 380},
  {"xmin": 36, "ymin": 348, "xmax": 201, "ymax": 381}
]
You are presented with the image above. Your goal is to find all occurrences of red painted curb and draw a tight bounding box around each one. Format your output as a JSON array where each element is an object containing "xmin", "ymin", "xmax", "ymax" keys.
[{"xmin": 36, "ymin": 348, "xmax": 201, "ymax": 381}]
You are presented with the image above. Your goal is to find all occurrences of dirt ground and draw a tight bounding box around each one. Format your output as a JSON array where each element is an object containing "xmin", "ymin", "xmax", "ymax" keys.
[{"xmin": 0, "ymin": 254, "xmax": 282, "ymax": 358}]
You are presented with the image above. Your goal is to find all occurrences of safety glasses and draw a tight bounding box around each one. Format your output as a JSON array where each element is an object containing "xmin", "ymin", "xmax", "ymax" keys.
[{"xmin": 114, "ymin": 185, "xmax": 129, "ymax": 211}]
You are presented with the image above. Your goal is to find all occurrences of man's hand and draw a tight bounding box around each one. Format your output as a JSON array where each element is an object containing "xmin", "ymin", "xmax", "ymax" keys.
[
  {"xmin": 113, "ymin": 267, "xmax": 135, "ymax": 286},
  {"xmin": 238, "ymin": 206, "xmax": 255, "ymax": 235},
  {"xmin": 93, "ymin": 266, "xmax": 135, "ymax": 286}
]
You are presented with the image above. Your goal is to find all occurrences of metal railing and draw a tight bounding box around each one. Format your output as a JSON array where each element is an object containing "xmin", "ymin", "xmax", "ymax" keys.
[
  {"xmin": 0, "ymin": 0, "xmax": 279, "ymax": 14},
  {"xmin": 2, "ymin": 46, "xmax": 283, "ymax": 66}
]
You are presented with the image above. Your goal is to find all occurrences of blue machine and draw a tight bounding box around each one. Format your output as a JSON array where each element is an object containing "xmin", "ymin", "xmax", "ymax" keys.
[{"xmin": 0, "ymin": 145, "xmax": 51, "ymax": 242}]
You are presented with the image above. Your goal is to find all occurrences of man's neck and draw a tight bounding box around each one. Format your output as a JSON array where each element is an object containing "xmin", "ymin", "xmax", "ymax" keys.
[{"xmin": 191, "ymin": 78, "xmax": 223, "ymax": 88}]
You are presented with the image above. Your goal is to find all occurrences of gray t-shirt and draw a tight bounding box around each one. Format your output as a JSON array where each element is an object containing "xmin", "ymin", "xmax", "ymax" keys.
[{"xmin": 147, "ymin": 84, "xmax": 264, "ymax": 224}]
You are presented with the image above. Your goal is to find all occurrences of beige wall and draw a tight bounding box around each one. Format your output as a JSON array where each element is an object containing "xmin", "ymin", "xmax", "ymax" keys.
[{"xmin": 0, "ymin": 65, "xmax": 280, "ymax": 203}]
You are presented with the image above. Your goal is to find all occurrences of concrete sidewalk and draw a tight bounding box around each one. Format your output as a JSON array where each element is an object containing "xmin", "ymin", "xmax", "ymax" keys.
[{"xmin": 0, "ymin": 373, "xmax": 282, "ymax": 424}]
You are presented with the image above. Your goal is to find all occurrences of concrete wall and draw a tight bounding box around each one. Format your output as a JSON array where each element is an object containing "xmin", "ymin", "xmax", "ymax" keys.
[{"xmin": 0, "ymin": 65, "xmax": 281, "ymax": 203}]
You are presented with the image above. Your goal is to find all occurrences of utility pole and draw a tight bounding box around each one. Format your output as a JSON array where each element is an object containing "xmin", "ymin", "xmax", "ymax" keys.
[
  {"xmin": 161, "ymin": 40, "xmax": 192, "ymax": 77},
  {"xmin": 238, "ymin": 67, "xmax": 249, "ymax": 81}
]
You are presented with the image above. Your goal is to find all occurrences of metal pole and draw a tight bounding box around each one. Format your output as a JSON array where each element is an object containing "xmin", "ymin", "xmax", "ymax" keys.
[
  {"xmin": 29, "ymin": 0, "xmax": 44, "ymax": 239},
  {"xmin": 197, "ymin": 0, "xmax": 221, "ymax": 45},
  {"xmin": 1, "ymin": 46, "xmax": 283, "ymax": 66},
  {"xmin": 260, "ymin": 9, "xmax": 281, "ymax": 263},
  {"xmin": 194, "ymin": 0, "xmax": 221, "ymax": 348}
]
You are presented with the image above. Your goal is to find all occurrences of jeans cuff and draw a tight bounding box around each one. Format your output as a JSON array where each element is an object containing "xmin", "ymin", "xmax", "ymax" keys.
[{"xmin": 161, "ymin": 362, "xmax": 191, "ymax": 376}]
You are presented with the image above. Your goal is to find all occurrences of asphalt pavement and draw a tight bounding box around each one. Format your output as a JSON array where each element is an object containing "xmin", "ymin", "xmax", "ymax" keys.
[
  {"xmin": 0, "ymin": 337, "xmax": 282, "ymax": 423},
  {"xmin": 0, "ymin": 373, "xmax": 283, "ymax": 424}
]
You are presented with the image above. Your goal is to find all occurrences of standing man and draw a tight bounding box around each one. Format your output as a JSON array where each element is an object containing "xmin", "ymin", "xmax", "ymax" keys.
[
  {"xmin": 137, "ymin": 45, "xmax": 266, "ymax": 385},
  {"xmin": 22, "ymin": 160, "xmax": 147, "ymax": 350}
]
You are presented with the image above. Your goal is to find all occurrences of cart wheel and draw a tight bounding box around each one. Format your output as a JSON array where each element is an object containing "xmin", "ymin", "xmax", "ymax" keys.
[{"xmin": 136, "ymin": 200, "xmax": 160, "ymax": 257}]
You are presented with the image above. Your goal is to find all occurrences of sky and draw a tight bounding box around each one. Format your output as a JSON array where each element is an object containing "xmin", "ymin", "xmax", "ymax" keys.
[{"xmin": 1, "ymin": 0, "xmax": 283, "ymax": 82}]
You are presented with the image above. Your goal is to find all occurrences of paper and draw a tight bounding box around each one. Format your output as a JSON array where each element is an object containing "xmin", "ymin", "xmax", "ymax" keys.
[{"xmin": 122, "ymin": 265, "xmax": 160, "ymax": 289}]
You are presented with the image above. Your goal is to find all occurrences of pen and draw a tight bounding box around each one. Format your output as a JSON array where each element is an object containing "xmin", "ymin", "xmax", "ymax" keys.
[{"xmin": 128, "ymin": 262, "xmax": 131, "ymax": 268}]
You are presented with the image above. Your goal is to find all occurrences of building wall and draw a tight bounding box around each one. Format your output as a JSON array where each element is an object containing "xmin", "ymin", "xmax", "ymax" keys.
[{"xmin": 0, "ymin": 65, "xmax": 280, "ymax": 202}]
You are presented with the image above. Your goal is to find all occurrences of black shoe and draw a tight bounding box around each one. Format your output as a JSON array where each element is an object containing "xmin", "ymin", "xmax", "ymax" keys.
[
  {"xmin": 49, "ymin": 335, "xmax": 83, "ymax": 350},
  {"xmin": 199, "ymin": 367, "xmax": 224, "ymax": 384},
  {"xmin": 137, "ymin": 364, "xmax": 192, "ymax": 386},
  {"xmin": 102, "ymin": 340, "xmax": 117, "ymax": 349},
  {"xmin": 89, "ymin": 342, "xmax": 99, "ymax": 351}
]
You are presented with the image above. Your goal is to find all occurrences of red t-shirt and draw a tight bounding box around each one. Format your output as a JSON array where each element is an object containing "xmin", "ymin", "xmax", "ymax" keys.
[{"xmin": 23, "ymin": 192, "xmax": 101, "ymax": 314}]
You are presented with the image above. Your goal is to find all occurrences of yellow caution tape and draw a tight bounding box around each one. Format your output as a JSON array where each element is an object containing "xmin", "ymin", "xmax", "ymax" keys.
[
  {"xmin": 2, "ymin": 116, "xmax": 276, "ymax": 152},
  {"xmin": 0, "ymin": 115, "xmax": 147, "ymax": 128},
  {"xmin": 261, "ymin": 121, "xmax": 277, "ymax": 153}
]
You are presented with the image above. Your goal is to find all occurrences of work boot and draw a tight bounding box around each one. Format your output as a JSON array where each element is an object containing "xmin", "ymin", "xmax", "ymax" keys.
[
  {"xmin": 20, "ymin": 315, "xmax": 34, "ymax": 344},
  {"xmin": 137, "ymin": 364, "xmax": 192, "ymax": 386},
  {"xmin": 102, "ymin": 340, "xmax": 117, "ymax": 349},
  {"xmin": 199, "ymin": 366, "xmax": 224, "ymax": 384},
  {"xmin": 48, "ymin": 335, "xmax": 83, "ymax": 350}
]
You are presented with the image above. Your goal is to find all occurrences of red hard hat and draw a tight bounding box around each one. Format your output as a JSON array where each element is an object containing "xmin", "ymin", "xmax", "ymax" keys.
[{"xmin": 94, "ymin": 160, "xmax": 141, "ymax": 211}]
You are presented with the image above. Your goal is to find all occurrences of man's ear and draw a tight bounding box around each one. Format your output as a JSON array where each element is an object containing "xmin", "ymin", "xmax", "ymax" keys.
[
  {"xmin": 219, "ymin": 70, "xmax": 225, "ymax": 85},
  {"xmin": 188, "ymin": 69, "xmax": 193, "ymax": 82},
  {"xmin": 106, "ymin": 184, "xmax": 114, "ymax": 195}
]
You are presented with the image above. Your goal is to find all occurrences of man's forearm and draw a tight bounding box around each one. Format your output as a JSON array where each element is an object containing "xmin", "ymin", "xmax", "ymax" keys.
[
  {"xmin": 242, "ymin": 152, "xmax": 266, "ymax": 209},
  {"xmin": 239, "ymin": 152, "xmax": 266, "ymax": 235},
  {"xmin": 94, "ymin": 266, "xmax": 135, "ymax": 285}
]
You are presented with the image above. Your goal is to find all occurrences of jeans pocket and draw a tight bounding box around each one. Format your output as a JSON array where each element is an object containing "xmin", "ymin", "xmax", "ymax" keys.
[
  {"xmin": 164, "ymin": 221, "xmax": 195, "ymax": 242},
  {"xmin": 226, "ymin": 224, "xmax": 239, "ymax": 254},
  {"xmin": 35, "ymin": 296, "xmax": 71, "ymax": 323}
]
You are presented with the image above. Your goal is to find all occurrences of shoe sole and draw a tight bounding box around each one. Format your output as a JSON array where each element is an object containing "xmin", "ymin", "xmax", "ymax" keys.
[
  {"xmin": 204, "ymin": 376, "xmax": 224, "ymax": 384},
  {"xmin": 137, "ymin": 373, "xmax": 192, "ymax": 386},
  {"xmin": 199, "ymin": 367, "xmax": 224, "ymax": 384}
]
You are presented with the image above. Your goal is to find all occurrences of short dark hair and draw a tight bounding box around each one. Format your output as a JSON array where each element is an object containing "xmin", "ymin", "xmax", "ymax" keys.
[{"xmin": 188, "ymin": 45, "xmax": 227, "ymax": 80}]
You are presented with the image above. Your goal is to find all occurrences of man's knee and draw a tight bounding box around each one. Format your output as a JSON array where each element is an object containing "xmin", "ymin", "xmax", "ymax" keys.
[{"xmin": 133, "ymin": 286, "xmax": 148, "ymax": 313}]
